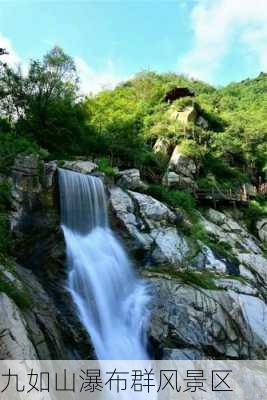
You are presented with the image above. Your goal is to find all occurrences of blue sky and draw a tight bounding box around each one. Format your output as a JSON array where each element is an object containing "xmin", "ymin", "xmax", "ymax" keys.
[{"xmin": 1, "ymin": 0, "xmax": 267, "ymax": 93}]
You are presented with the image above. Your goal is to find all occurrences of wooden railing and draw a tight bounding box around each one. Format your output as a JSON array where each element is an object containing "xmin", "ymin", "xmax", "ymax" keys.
[{"xmin": 195, "ymin": 185, "xmax": 252, "ymax": 204}]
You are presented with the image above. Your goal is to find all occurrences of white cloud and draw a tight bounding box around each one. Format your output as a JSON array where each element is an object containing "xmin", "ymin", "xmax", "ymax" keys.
[
  {"xmin": 178, "ymin": 0, "xmax": 267, "ymax": 82},
  {"xmin": 0, "ymin": 33, "xmax": 124, "ymax": 95},
  {"xmin": 0, "ymin": 32, "xmax": 21, "ymax": 67},
  {"xmin": 75, "ymin": 56, "xmax": 126, "ymax": 95}
]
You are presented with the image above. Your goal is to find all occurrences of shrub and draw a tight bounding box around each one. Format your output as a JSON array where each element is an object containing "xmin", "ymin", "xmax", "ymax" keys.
[
  {"xmin": 97, "ymin": 157, "xmax": 116, "ymax": 177},
  {"xmin": 243, "ymin": 199, "xmax": 267, "ymax": 233},
  {"xmin": 0, "ymin": 181, "xmax": 11, "ymax": 212},
  {"xmin": 0, "ymin": 133, "xmax": 44, "ymax": 173}
]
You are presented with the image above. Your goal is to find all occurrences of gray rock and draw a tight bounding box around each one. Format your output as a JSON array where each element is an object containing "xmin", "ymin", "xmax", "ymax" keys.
[
  {"xmin": 109, "ymin": 186, "xmax": 189, "ymax": 265},
  {"xmin": 169, "ymin": 146, "xmax": 197, "ymax": 178},
  {"xmin": 63, "ymin": 160, "xmax": 98, "ymax": 174},
  {"xmin": 237, "ymin": 253, "xmax": 267, "ymax": 283},
  {"xmin": 194, "ymin": 244, "xmax": 226, "ymax": 273},
  {"xmin": 214, "ymin": 278, "xmax": 258, "ymax": 296},
  {"xmin": 162, "ymin": 348, "xmax": 208, "ymax": 360},
  {"xmin": 196, "ymin": 115, "xmax": 209, "ymax": 129},
  {"xmin": 256, "ymin": 218, "xmax": 267, "ymax": 242},
  {"xmin": 163, "ymin": 171, "xmax": 196, "ymax": 190},
  {"xmin": 151, "ymin": 227, "xmax": 189, "ymax": 264},
  {"xmin": 148, "ymin": 276, "xmax": 267, "ymax": 359},
  {"xmin": 43, "ymin": 161, "xmax": 58, "ymax": 189},
  {"xmin": 116, "ymin": 169, "xmax": 147, "ymax": 191},
  {"xmin": 201, "ymin": 211, "xmax": 262, "ymax": 256},
  {"xmin": 0, "ymin": 293, "xmax": 37, "ymax": 359}
]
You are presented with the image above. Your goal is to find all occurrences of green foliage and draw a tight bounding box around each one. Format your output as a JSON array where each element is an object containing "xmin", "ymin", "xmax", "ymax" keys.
[
  {"xmin": 172, "ymin": 97, "xmax": 195, "ymax": 111},
  {"xmin": 243, "ymin": 199, "xmax": 267, "ymax": 233},
  {"xmin": 147, "ymin": 266, "xmax": 218, "ymax": 290},
  {"xmin": 0, "ymin": 181, "xmax": 11, "ymax": 212},
  {"xmin": 0, "ymin": 214, "xmax": 12, "ymax": 255},
  {"xmin": 0, "ymin": 133, "xmax": 43, "ymax": 173},
  {"xmin": 0, "ymin": 263, "xmax": 31, "ymax": 309},
  {"xmin": 146, "ymin": 184, "xmax": 199, "ymax": 222},
  {"xmin": 199, "ymin": 155, "xmax": 249, "ymax": 190},
  {"xmin": 0, "ymin": 181, "xmax": 12, "ymax": 256},
  {"xmin": 0, "ymin": 46, "xmax": 95, "ymax": 157},
  {"xmin": 0, "ymin": 47, "xmax": 266, "ymax": 199},
  {"xmin": 178, "ymin": 139, "xmax": 207, "ymax": 162},
  {"xmin": 97, "ymin": 157, "xmax": 116, "ymax": 176}
]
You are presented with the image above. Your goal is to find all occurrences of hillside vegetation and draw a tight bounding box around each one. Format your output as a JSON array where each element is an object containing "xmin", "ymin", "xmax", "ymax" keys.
[{"xmin": 0, "ymin": 47, "xmax": 267, "ymax": 239}]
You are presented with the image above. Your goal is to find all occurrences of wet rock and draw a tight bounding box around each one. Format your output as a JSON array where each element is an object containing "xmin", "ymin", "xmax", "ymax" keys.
[{"xmin": 63, "ymin": 160, "xmax": 98, "ymax": 174}]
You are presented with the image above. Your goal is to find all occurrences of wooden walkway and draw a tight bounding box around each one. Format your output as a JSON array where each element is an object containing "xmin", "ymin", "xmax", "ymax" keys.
[
  {"xmin": 195, "ymin": 182, "xmax": 267, "ymax": 207},
  {"xmin": 195, "ymin": 186, "xmax": 253, "ymax": 207}
]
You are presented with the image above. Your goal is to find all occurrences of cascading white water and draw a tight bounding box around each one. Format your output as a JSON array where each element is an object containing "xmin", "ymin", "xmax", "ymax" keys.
[{"xmin": 58, "ymin": 168, "xmax": 150, "ymax": 360}]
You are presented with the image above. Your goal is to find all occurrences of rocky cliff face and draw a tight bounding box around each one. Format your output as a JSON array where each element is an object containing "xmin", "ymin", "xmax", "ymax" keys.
[
  {"xmin": 0, "ymin": 156, "xmax": 266, "ymax": 360},
  {"xmin": 109, "ymin": 179, "xmax": 267, "ymax": 359}
]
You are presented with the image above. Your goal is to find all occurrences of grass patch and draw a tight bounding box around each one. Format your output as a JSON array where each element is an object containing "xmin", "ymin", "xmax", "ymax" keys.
[
  {"xmin": 147, "ymin": 266, "xmax": 218, "ymax": 290},
  {"xmin": 0, "ymin": 278, "xmax": 31, "ymax": 309}
]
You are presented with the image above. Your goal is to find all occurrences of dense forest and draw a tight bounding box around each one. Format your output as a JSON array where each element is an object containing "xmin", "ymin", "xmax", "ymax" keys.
[{"xmin": 1, "ymin": 46, "xmax": 267, "ymax": 257}]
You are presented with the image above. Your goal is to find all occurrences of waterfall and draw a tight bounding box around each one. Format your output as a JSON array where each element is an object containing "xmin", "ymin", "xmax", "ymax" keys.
[{"xmin": 58, "ymin": 168, "xmax": 150, "ymax": 360}]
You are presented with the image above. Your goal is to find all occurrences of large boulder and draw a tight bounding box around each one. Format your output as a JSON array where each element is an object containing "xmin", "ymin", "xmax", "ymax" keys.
[
  {"xmin": 163, "ymin": 171, "xmax": 197, "ymax": 190},
  {"xmin": 169, "ymin": 105, "xmax": 197, "ymax": 127},
  {"xmin": 0, "ymin": 293, "xmax": 37, "ymax": 359},
  {"xmin": 116, "ymin": 169, "xmax": 148, "ymax": 191},
  {"xmin": 169, "ymin": 146, "xmax": 197, "ymax": 177},
  {"xmin": 163, "ymin": 146, "xmax": 197, "ymax": 190},
  {"xmin": 192, "ymin": 243, "xmax": 227, "ymax": 274},
  {"xmin": 148, "ymin": 276, "xmax": 267, "ymax": 359},
  {"xmin": 109, "ymin": 186, "xmax": 189, "ymax": 265}
]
